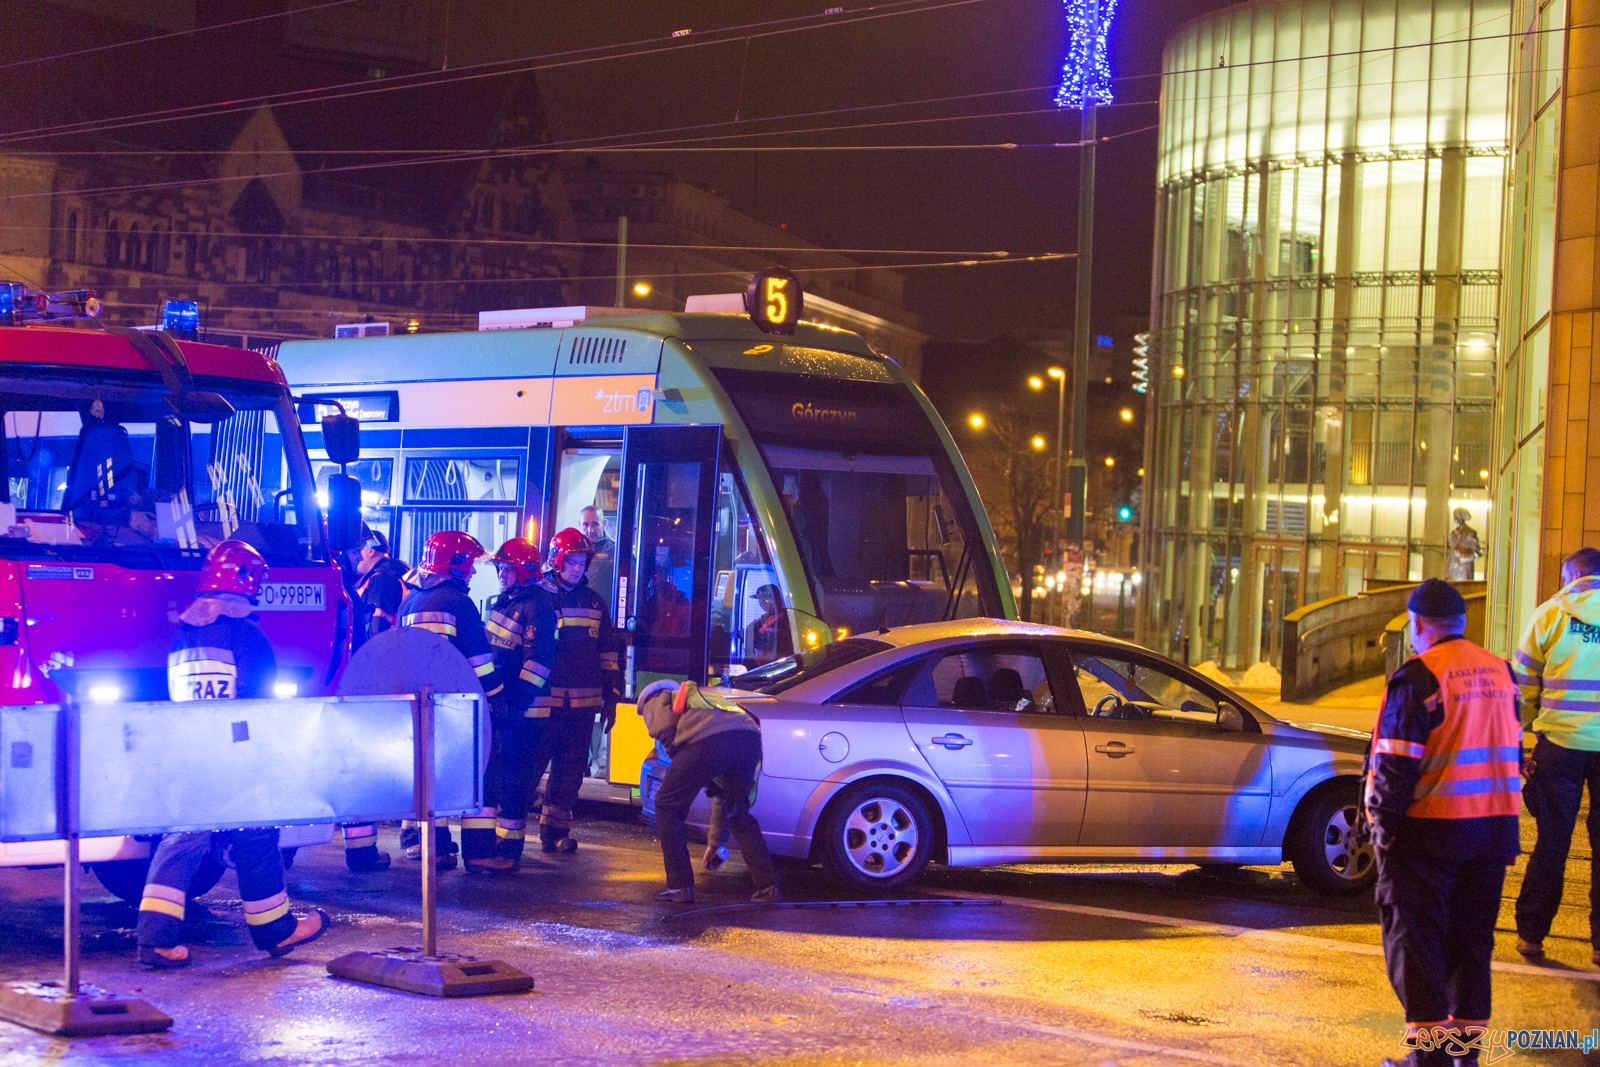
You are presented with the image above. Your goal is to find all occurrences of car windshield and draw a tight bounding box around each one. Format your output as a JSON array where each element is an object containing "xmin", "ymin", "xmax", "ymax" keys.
[
  {"xmin": 0, "ymin": 371, "xmax": 321, "ymax": 567},
  {"xmin": 723, "ymin": 636, "xmax": 893, "ymax": 694}
]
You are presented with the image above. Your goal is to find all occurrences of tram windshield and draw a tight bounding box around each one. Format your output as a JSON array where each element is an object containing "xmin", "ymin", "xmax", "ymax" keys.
[{"xmin": 712, "ymin": 367, "xmax": 994, "ymax": 635}]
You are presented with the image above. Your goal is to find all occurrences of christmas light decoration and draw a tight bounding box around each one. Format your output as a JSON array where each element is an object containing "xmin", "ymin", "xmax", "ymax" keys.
[{"xmin": 1054, "ymin": 0, "xmax": 1117, "ymax": 109}]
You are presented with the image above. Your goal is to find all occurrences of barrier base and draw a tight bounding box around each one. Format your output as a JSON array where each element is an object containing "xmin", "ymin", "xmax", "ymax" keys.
[
  {"xmin": 326, "ymin": 949, "xmax": 533, "ymax": 998},
  {"xmin": 0, "ymin": 981, "xmax": 172, "ymax": 1037}
]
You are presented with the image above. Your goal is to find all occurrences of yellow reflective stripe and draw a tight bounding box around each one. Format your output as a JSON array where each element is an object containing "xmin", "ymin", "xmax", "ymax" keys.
[
  {"xmin": 243, "ymin": 890, "xmax": 290, "ymax": 925},
  {"xmin": 567, "ymin": 696, "xmax": 603, "ymax": 708},
  {"xmin": 520, "ymin": 667, "xmax": 548, "ymax": 687},
  {"xmin": 526, "ymin": 707, "xmax": 552, "ymax": 718},
  {"xmin": 485, "ymin": 683, "xmax": 504, "ymax": 697},
  {"xmin": 407, "ymin": 620, "xmax": 457, "ymax": 637},
  {"xmin": 461, "ymin": 817, "xmax": 496, "ymax": 830},
  {"xmin": 139, "ymin": 896, "xmax": 186, "ymax": 920},
  {"xmin": 495, "ymin": 826, "xmax": 525, "ymax": 839}
]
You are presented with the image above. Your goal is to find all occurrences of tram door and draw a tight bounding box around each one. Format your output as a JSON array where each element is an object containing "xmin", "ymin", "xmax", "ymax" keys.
[{"xmin": 614, "ymin": 426, "xmax": 723, "ymax": 703}]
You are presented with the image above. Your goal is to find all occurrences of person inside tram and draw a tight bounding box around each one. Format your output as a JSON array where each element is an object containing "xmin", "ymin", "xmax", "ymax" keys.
[
  {"xmin": 743, "ymin": 584, "xmax": 792, "ymax": 666},
  {"xmin": 580, "ymin": 505, "xmax": 616, "ymax": 600}
]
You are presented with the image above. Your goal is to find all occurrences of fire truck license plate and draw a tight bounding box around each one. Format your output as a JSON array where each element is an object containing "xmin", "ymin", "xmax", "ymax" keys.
[{"xmin": 256, "ymin": 582, "xmax": 327, "ymax": 611}]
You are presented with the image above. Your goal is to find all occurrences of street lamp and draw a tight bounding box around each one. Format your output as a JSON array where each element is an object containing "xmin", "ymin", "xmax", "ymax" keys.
[
  {"xmin": 1031, "ymin": 435, "xmax": 1047, "ymax": 450},
  {"xmin": 968, "ymin": 412, "xmax": 985, "ymax": 430},
  {"xmin": 1028, "ymin": 375, "xmax": 1045, "ymax": 390},
  {"xmin": 632, "ymin": 281, "xmax": 652, "ymax": 297},
  {"xmin": 1119, "ymin": 408, "xmax": 1133, "ymax": 422},
  {"xmin": 1104, "ymin": 456, "xmax": 1115, "ymax": 467}
]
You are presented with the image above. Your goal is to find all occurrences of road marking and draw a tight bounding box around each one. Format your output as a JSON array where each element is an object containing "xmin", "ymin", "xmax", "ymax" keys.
[{"xmin": 940, "ymin": 890, "xmax": 1600, "ymax": 984}]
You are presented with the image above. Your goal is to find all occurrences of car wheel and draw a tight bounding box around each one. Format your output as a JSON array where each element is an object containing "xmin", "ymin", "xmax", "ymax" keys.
[
  {"xmin": 1289, "ymin": 788, "xmax": 1376, "ymax": 896},
  {"xmin": 92, "ymin": 846, "xmax": 227, "ymax": 906},
  {"xmin": 819, "ymin": 781, "xmax": 933, "ymax": 892}
]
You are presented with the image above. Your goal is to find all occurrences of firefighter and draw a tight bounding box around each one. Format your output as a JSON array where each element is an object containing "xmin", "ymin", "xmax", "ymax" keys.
[
  {"xmin": 1366, "ymin": 579, "xmax": 1523, "ymax": 1067},
  {"xmin": 339, "ymin": 523, "xmax": 410, "ymax": 871},
  {"xmin": 395, "ymin": 530, "xmax": 504, "ymax": 871},
  {"xmin": 461, "ymin": 537, "xmax": 547, "ymax": 873},
  {"xmin": 137, "ymin": 540, "xmax": 332, "ymax": 968},
  {"xmin": 525, "ymin": 528, "xmax": 618, "ymax": 853}
]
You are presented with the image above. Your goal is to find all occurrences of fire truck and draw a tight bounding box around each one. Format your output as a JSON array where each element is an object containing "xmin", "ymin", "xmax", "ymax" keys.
[{"xmin": 0, "ymin": 286, "xmax": 360, "ymax": 900}]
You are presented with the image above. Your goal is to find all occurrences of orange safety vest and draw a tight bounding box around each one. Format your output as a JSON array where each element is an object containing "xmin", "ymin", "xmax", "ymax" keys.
[{"xmin": 1386, "ymin": 640, "xmax": 1523, "ymax": 819}]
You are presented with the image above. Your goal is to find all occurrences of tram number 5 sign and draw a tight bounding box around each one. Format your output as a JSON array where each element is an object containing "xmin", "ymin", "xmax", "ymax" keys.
[{"xmin": 746, "ymin": 268, "xmax": 802, "ymax": 335}]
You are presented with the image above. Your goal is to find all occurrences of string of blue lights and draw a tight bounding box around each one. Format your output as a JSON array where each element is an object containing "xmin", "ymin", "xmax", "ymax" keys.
[{"xmin": 1054, "ymin": 0, "xmax": 1117, "ymax": 109}]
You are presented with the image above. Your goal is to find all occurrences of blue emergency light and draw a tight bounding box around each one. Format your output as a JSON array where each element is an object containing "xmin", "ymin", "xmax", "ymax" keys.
[
  {"xmin": 161, "ymin": 300, "xmax": 199, "ymax": 340},
  {"xmin": 0, "ymin": 283, "xmax": 16, "ymax": 326}
]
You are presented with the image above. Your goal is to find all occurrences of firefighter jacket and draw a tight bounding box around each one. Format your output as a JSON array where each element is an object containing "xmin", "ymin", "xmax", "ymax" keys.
[
  {"xmin": 1363, "ymin": 635, "xmax": 1522, "ymax": 860},
  {"xmin": 357, "ymin": 556, "xmax": 410, "ymax": 643},
  {"xmin": 527, "ymin": 574, "xmax": 618, "ymax": 718},
  {"xmin": 397, "ymin": 577, "xmax": 503, "ymax": 698},
  {"xmin": 484, "ymin": 583, "xmax": 548, "ymax": 716},
  {"xmin": 167, "ymin": 597, "xmax": 278, "ymax": 702},
  {"xmin": 1514, "ymin": 573, "xmax": 1600, "ymax": 752}
]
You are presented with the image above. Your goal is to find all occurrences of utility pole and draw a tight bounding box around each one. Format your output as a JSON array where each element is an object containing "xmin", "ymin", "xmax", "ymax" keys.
[
  {"xmin": 1067, "ymin": 104, "xmax": 1094, "ymax": 547},
  {"xmin": 614, "ymin": 216, "xmax": 629, "ymax": 308}
]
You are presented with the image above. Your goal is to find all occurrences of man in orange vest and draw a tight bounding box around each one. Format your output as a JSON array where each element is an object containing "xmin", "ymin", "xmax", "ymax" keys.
[{"xmin": 1367, "ymin": 579, "xmax": 1523, "ymax": 1067}]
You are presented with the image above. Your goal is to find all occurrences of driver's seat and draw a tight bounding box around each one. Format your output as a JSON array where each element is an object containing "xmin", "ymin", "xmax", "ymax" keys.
[{"xmin": 988, "ymin": 668, "xmax": 1026, "ymax": 711}]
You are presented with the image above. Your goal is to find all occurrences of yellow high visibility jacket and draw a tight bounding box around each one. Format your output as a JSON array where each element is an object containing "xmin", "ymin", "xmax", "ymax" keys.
[{"xmin": 1514, "ymin": 574, "xmax": 1600, "ymax": 752}]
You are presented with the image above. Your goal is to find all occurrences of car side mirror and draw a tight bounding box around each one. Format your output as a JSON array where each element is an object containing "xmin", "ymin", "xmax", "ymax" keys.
[
  {"xmin": 1217, "ymin": 702, "xmax": 1246, "ymax": 733},
  {"xmin": 320, "ymin": 412, "xmax": 361, "ymax": 466}
]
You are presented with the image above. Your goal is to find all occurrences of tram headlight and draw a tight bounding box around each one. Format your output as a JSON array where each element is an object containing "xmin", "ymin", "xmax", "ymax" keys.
[
  {"xmin": 274, "ymin": 681, "xmax": 299, "ymax": 699},
  {"xmin": 87, "ymin": 684, "xmax": 121, "ymax": 705}
]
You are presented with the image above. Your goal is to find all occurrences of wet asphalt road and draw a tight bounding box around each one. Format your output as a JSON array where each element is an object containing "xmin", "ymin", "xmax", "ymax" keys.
[{"xmin": 0, "ymin": 801, "xmax": 1594, "ymax": 1067}]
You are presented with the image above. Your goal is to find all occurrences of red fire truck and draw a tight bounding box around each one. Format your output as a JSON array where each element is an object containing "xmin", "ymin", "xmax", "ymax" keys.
[{"xmin": 0, "ymin": 287, "xmax": 358, "ymax": 899}]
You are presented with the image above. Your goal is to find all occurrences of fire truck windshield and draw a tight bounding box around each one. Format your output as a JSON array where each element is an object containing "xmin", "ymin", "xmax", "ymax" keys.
[{"xmin": 0, "ymin": 375, "xmax": 321, "ymax": 568}]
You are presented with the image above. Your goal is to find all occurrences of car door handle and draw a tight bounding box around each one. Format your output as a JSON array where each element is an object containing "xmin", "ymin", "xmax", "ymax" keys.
[
  {"xmin": 1094, "ymin": 741, "xmax": 1134, "ymax": 757},
  {"xmin": 931, "ymin": 734, "xmax": 974, "ymax": 750}
]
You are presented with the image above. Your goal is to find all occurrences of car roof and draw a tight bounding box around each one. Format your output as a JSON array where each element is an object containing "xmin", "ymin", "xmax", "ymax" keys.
[{"xmin": 860, "ymin": 618, "xmax": 1147, "ymax": 651}]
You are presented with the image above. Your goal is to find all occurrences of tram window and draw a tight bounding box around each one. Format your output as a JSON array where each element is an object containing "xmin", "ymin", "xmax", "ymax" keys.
[
  {"xmin": 554, "ymin": 446, "xmax": 621, "ymax": 602},
  {"xmin": 404, "ymin": 457, "xmax": 520, "ymax": 503},
  {"xmin": 708, "ymin": 468, "xmax": 785, "ymax": 680},
  {"xmin": 399, "ymin": 509, "xmax": 518, "ymax": 609},
  {"xmin": 762, "ymin": 445, "xmax": 979, "ymax": 634}
]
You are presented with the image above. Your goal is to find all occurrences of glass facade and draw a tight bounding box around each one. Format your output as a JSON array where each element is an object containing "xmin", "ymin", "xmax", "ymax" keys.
[
  {"xmin": 1486, "ymin": 0, "xmax": 1561, "ymax": 654},
  {"xmin": 1141, "ymin": 0, "xmax": 1510, "ymax": 669}
]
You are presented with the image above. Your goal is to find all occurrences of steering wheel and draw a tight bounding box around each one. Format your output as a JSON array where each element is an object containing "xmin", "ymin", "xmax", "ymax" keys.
[{"xmin": 1092, "ymin": 694, "xmax": 1122, "ymax": 718}]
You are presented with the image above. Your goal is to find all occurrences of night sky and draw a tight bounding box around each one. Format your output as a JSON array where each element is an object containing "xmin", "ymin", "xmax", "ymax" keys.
[{"xmin": 10, "ymin": 0, "xmax": 1236, "ymax": 341}]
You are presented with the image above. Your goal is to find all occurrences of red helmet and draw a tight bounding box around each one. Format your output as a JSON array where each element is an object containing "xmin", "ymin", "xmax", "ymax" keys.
[
  {"xmin": 419, "ymin": 530, "xmax": 485, "ymax": 582},
  {"xmin": 491, "ymin": 537, "xmax": 542, "ymax": 586},
  {"xmin": 197, "ymin": 539, "xmax": 269, "ymax": 599},
  {"xmin": 546, "ymin": 527, "xmax": 593, "ymax": 573}
]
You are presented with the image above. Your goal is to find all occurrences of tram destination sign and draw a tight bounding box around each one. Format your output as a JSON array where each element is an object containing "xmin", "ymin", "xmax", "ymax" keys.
[{"xmin": 745, "ymin": 268, "xmax": 802, "ymax": 335}]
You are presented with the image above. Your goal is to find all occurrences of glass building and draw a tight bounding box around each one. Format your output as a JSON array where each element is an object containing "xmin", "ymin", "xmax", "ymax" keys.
[
  {"xmin": 1486, "ymin": 0, "xmax": 1561, "ymax": 654},
  {"xmin": 1140, "ymin": 0, "xmax": 1510, "ymax": 669}
]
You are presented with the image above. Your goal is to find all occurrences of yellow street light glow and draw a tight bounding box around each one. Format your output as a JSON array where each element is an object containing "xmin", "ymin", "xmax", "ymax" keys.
[
  {"xmin": 1029, "ymin": 376, "xmax": 1044, "ymax": 390},
  {"xmin": 1119, "ymin": 408, "xmax": 1133, "ymax": 422},
  {"xmin": 1104, "ymin": 456, "xmax": 1115, "ymax": 467},
  {"xmin": 1047, "ymin": 367, "xmax": 1065, "ymax": 379},
  {"xmin": 1137, "ymin": 467, "xmax": 1145, "ymax": 477},
  {"xmin": 1172, "ymin": 366, "xmax": 1185, "ymax": 377},
  {"xmin": 1031, "ymin": 435, "xmax": 1047, "ymax": 450},
  {"xmin": 1479, "ymin": 469, "xmax": 1490, "ymax": 480},
  {"xmin": 633, "ymin": 281, "xmax": 652, "ymax": 297},
  {"xmin": 968, "ymin": 413, "xmax": 985, "ymax": 429}
]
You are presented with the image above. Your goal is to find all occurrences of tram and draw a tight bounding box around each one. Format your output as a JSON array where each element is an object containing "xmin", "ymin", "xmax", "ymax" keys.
[{"xmin": 275, "ymin": 272, "xmax": 1013, "ymax": 790}]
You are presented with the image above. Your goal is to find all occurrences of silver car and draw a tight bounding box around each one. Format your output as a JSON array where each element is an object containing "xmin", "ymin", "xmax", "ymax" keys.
[{"xmin": 640, "ymin": 620, "xmax": 1376, "ymax": 896}]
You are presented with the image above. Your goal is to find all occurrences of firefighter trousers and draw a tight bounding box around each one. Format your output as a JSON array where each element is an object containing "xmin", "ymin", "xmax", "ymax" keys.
[
  {"xmin": 1377, "ymin": 843, "xmax": 1505, "ymax": 1061},
  {"xmin": 137, "ymin": 829, "xmax": 296, "ymax": 952},
  {"xmin": 528, "ymin": 712, "xmax": 591, "ymax": 847},
  {"xmin": 463, "ymin": 714, "xmax": 544, "ymax": 862},
  {"xmin": 340, "ymin": 822, "xmax": 384, "ymax": 869}
]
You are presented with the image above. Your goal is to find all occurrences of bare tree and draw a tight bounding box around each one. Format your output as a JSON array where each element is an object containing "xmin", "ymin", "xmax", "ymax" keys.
[{"xmin": 960, "ymin": 403, "xmax": 1055, "ymax": 622}]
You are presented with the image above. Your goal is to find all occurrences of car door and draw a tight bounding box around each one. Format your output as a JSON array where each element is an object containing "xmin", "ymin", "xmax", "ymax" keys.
[
  {"xmin": 900, "ymin": 641, "xmax": 1087, "ymax": 847},
  {"xmin": 1064, "ymin": 642, "xmax": 1272, "ymax": 849}
]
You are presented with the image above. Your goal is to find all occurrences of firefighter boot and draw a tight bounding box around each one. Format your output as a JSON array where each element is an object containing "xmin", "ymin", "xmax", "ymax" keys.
[
  {"xmin": 342, "ymin": 823, "xmax": 390, "ymax": 871},
  {"xmin": 539, "ymin": 804, "xmax": 577, "ymax": 853},
  {"xmin": 494, "ymin": 816, "xmax": 528, "ymax": 868}
]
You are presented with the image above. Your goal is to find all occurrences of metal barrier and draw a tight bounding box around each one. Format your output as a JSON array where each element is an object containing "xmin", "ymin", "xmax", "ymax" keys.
[
  {"xmin": 1279, "ymin": 580, "xmax": 1485, "ymax": 703},
  {"xmin": 0, "ymin": 663, "xmax": 528, "ymax": 1036}
]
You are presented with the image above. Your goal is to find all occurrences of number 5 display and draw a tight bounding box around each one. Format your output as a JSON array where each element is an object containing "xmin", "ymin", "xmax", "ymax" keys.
[{"xmin": 745, "ymin": 267, "xmax": 802, "ymax": 335}]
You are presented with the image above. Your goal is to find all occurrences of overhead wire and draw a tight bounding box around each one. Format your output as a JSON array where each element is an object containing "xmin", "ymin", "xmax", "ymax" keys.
[{"xmin": 0, "ymin": 0, "xmax": 995, "ymax": 147}]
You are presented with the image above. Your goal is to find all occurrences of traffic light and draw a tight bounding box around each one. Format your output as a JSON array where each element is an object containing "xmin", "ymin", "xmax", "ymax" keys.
[
  {"xmin": 1116, "ymin": 504, "xmax": 1135, "ymax": 523},
  {"xmin": 1132, "ymin": 332, "xmax": 1150, "ymax": 394}
]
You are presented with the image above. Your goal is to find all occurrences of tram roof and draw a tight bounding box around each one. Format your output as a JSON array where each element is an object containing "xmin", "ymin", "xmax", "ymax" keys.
[{"xmin": 276, "ymin": 311, "xmax": 889, "ymax": 388}]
